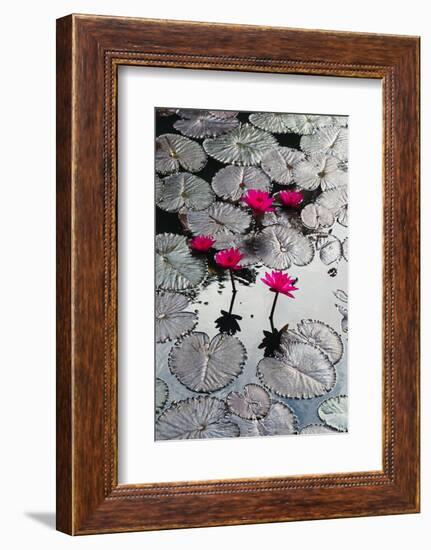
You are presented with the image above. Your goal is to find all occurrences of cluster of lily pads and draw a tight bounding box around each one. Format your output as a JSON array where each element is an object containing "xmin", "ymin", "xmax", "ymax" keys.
[{"xmin": 154, "ymin": 108, "xmax": 348, "ymax": 441}]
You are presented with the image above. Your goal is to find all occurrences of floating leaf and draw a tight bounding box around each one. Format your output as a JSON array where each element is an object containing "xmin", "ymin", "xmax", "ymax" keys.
[
  {"xmin": 334, "ymin": 289, "xmax": 348, "ymax": 303},
  {"xmin": 335, "ymin": 304, "xmax": 348, "ymax": 333},
  {"xmin": 300, "ymin": 424, "xmax": 339, "ymax": 435},
  {"xmin": 342, "ymin": 237, "xmax": 348, "ymax": 261},
  {"xmin": 283, "ymin": 114, "xmax": 334, "ymax": 135},
  {"xmin": 156, "ymin": 342, "xmax": 173, "ymax": 376},
  {"xmin": 316, "ymin": 186, "xmax": 348, "ymax": 227},
  {"xmin": 155, "ymin": 378, "xmax": 169, "ymax": 414},
  {"xmin": 241, "ymin": 402, "xmax": 298, "ymax": 437},
  {"xmin": 261, "ymin": 147, "xmax": 305, "ymax": 185},
  {"xmin": 318, "ymin": 395, "xmax": 348, "ymax": 431},
  {"xmin": 300, "ymin": 127, "xmax": 348, "ymax": 161},
  {"xmin": 255, "ymin": 225, "xmax": 314, "ymax": 269},
  {"xmin": 213, "ymin": 232, "xmax": 260, "ymax": 267},
  {"xmin": 261, "ymin": 208, "xmax": 293, "ymax": 229},
  {"xmin": 176, "ymin": 109, "xmax": 238, "ymax": 120},
  {"xmin": 227, "ymin": 384, "xmax": 271, "ymax": 420},
  {"xmin": 155, "ymin": 174, "xmax": 163, "ymax": 202},
  {"xmin": 155, "ymin": 292, "xmax": 198, "ymax": 343},
  {"xmin": 156, "ymin": 233, "xmax": 206, "ymax": 290},
  {"xmin": 174, "ymin": 113, "xmax": 239, "ymax": 139},
  {"xmin": 155, "ymin": 133, "xmax": 207, "ymax": 174},
  {"xmin": 317, "ymin": 234, "xmax": 343, "ymax": 265},
  {"xmin": 211, "ymin": 165, "xmax": 271, "ymax": 201},
  {"xmin": 249, "ymin": 112, "xmax": 294, "ymax": 133},
  {"xmin": 295, "ymin": 320, "xmax": 343, "ymax": 364},
  {"xmin": 169, "ymin": 332, "xmax": 246, "ymax": 393},
  {"xmin": 156, "ymin": 107, "xmax": 177, "ymax": 117},
  {"xmin": 301, "ymin": 204, "xmax": 334, "ymax": 229},
  {"xmin": 156, "ymin": 396, "xmax": 240, "ymax": 440},
  {"xmin": 187, "ymin": 202, "xmax": 251, "ymax": 237},
  {"xmin": 293, "ymin": 153, "xmax": 347, "ymax": 191},
  {"xmin": 157, "ymin": 173, "xmax": 214, "ymax": 212},
  {"xmin": 203, "ymin": 124, "xmax": 277, "ymax": 166},
  {"xmin": 257, "ymin": 341, "xmax": 336, "ymax": 399}
]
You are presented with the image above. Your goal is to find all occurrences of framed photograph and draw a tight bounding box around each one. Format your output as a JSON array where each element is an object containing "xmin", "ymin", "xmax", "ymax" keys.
[{"xmin": 56, "ymin": 14, "xmax": 420, "ymax": 535}]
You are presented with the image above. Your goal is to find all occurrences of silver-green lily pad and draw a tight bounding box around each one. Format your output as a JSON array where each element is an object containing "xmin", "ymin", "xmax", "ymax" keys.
[
  {"xmin": 213, "ymin": 232, "xmax": 260, "ymax": 267},
  {"xmin": 293, "ymin": 153, "xmax": 347, "ymax": 191},
  {"xmin": 261, "ymin": 147, "xmax": 305, "ymax": 185},
  {"xmin": 227, "ymin": 384, "xmax": 271, "ymax": 420},
  {"xmin": 301, "ymin": 204, "xmax": 334, "ymax": 229},
  {"xmin": 300, "ymin": 424, "xmax": 339, "ymax": 435},
  {"xmin": 155, "ymin": 292, "xmax": 198, "ymax": 343},
  {"xmin": 295, "ymin": 319, "xmax": 343, "ymax": 364},
  {"xmin": 174, "ymin": 113, "xmax": 239, "ymax": 139},
  {"xmin": 157, "ymin": 173, "xmax": 214, "ymax": 212},
  {"xmin": 169, "ymin": 332, "xmax": 246, "ymax": 393},
  {"xmin": 300, "ymin": 127, "xmax": 348, "ymax": 161},
  {"xmin": 257, "ymin": 341, "xmax": 336, "ymax": 399},
  {"xmin": 211, "ymin": 165, "xmax": 271, "ymax": 201},
  {"xmin": 155, "ymin": 233, "xmax": 206, "ymax": 291},
  {"xmin": 318, "ymin": 395, "xmax": 348, "ymax": 432},
  {"xmin": 187, "ymin": 202, "xmax": 251, "ymax": 237},
  {"xmin": 255, "ymin": 225, "xmax": 314, "ymax": 269},
  {"xmin": 155, "ymin": 378, "xmax": 169, "ymax": 415},
  {"xmin": 203, "ymin": 124, "xmax": 277, "ymax": 166},
  {"xmin": 156, "ymin": 396, "xmax": 240, "ymax": 440},
  {"xmin": 240, "ymin": 402, "xmax": 298, "ymax": 437},
  {"xmin": 155, "ymin": 133, "xmax": 207, "ymax": 174},
  {"xmin": 316, "ymin": 186, "xmax": 348, "ymax": 227},
  {"xmin": 317, "ymin": 234, "xmax": 343, "ymax": 265},
  {"xmin": 249, "ymin": 112, "xmax": 294, "ymax": 133}
]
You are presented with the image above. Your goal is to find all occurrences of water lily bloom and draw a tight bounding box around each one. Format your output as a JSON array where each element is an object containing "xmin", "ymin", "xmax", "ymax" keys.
[
  {"xmin": 261, "ymin": 270, "xmax": 298, "ymax": 297},
  {"xmin": 189, "ymin": 235, "xmax": 215, "ymax": 252},
  {"xmin": 242, "ymin": 189, "xmax": 274, "ymax": 214},
  {"xmin": 214, "ymin": 248, "xmax": 244, "ymax": 270},
  {"xmin": 279, "ymin": 190, "xmax": 303, "ymax": 208}
]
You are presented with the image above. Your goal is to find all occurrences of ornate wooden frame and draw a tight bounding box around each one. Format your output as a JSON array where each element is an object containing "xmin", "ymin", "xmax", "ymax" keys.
[{"xmin": 56, "ymin": 14, "xmax": 420, "ymax": 535}]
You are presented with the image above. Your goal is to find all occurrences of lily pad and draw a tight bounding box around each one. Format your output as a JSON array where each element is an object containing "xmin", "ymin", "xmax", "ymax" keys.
[
  {"xmin": 301, "ymin": 204, "xmax": 334, "ymax": 229},
  {"xmin": 293, "ymin": 153, "xmax": 347, "ymax": 191},
  {"xmin": 187, "ymin": 202, "xmax": 251, "ymax": 237},
  {"xmin": 255, "ymin": 225, "xmax": 314, "ymax": 269},
  {"xmin": 241, "ymin": 402, "xmax": 298, "ymax": 437},
  {"xmin": 300, "ymin": 424, "xmax": 339, "ymax": 435},
  {"xmin": 203, "ymin": 124, "xmax": 277, "ymax": 166},
  {"xmin": 227, "ymin": 384, "xmax": 271, "ymax": 420},
  {"xmin": 157, "ymin": 173, "xmax": 214, "ymax": 212},
  {"xmin": 318, "ymin": 395, "xmax": 348, "ymax": 431},
  {"xmin": 155, "ymin": 292, "xmax": 198, "ymax": 343},
  {"xmin": 317, "ymin": 234, "xmax": 343, "ymax": 265},
  {"xmin": 287, "ymin": 114, "xmax": 335, "ymax": 134},
  {"xmin": 155, "ymin": 133, "xmax": 207, "ymax": 174},
  {"xmin": 257, "ymin": 341, "xmax": 336, "ymax": 399},
  {"xmin": 213, "ymin": 232, "xmax": 260, "ymax": 267},
  {"xmin": 155, "ymin": 233, "xmax": 206, "ymax": 291},
  {"xmin": 211, "ymin": 165, "xmax": 271, "ymax": 201},
  {"xmin": 169, "ymin": 332, "xmax": 247, "ymax": 393},
  {"xmin": 174, "ymin": 112, "xmax": 239, "ymax": 139},
  {"xmin": 249, "ymin": 112, "xmax": 294, "ymax": 133},
  {"xmin": 261, "ymin": 147, "xmax": 305, "ymax": 185},
  {"xmin": 316, "ymin": 186, "xmax": 348, "ymax": 227},
  {"xmin": 300, "ymin": 127, "xmax": 348, "ymax": 161},
  {"xmin": 342, "ymin": 237, "xmax": 348, "ymax": 261},
  {"xmin": 155, "ymin": 378, "xmax": 169, "ymax": 415},
  {"xmin": 156, "ymin": 396, "xmax": 240, "ymax": 440},
  {"xmin": 295, "ymin": 319, "xmax": 343, "ymax": 364}
]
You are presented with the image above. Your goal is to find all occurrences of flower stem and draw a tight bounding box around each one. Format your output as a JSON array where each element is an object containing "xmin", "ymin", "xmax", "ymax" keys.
[
  {"xmin": 228, "ymin": 289, "xmax": 237, "ymax": 315},
  {"xmin": 229, "ymin": 269, "xmax": 237, "ymax": 293},
  {"xmin": 269, "ymin": 291, "xmax": 279, "ymax": 331}
]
